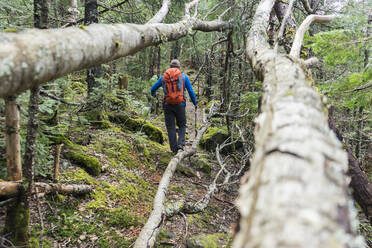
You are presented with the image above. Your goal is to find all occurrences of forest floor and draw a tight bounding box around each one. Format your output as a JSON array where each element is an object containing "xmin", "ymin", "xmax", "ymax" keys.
[
  {"xmin": 0, "ymin": 67, "xmax": 240, "ymax": 248},
  {"xmin": 0, "ymin": 66, "xmax": 370, "ymax": 247}
]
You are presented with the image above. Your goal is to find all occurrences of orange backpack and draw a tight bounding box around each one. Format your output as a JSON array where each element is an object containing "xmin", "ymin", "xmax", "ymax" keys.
[{"xmin": 163, "ymin": 68, "xmax": 185, "ymax": 104}]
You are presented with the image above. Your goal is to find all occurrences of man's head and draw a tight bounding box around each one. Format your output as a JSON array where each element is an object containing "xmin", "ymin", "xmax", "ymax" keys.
[{"xmin": 170, "ymin": 59, "xmax": 181, "ymax": 68}]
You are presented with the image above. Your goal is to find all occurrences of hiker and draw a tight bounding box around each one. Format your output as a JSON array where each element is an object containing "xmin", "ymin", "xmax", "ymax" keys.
[{"xmin": 151, "ymin": 59, "xmax": 197, "ymax": 154}]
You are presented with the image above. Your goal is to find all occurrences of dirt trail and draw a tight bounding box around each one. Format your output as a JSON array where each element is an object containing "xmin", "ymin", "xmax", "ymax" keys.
[{"xmin": 183, "ymin": 68, "xmax": 204, "ymax": 143}]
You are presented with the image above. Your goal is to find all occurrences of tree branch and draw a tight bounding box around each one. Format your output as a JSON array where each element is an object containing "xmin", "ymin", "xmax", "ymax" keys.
[
  {"xmin": 290, "ymin": 14, "xmax": 335, "ymax": 58},
  {"xmin": 146, "ymin": 0, "xmax": 171, "ymax": 24},
  {"xmin": 0, "ymin": 182, "xmax": 92, "ymax": 198}
]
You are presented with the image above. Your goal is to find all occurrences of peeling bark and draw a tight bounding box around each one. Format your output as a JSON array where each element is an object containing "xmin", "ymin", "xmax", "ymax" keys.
[
  {"xmin": 233, "ymin": 0, "xmax": 364, "ymax": 247},
  {"xmin": 134, "ymin": 123, "xmax": 210, "ymax": 248}
]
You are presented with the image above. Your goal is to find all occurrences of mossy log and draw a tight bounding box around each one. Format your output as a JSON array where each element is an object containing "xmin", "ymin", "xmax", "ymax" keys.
[
  {"xmin": 0, "ymin": 181, "xmax": 92, "ymax": 198},
  {"xmin": 65, "ymin": 151, "xmax": 101, "ymax": 176},
  {"xmin": 109, "ymin": 113, "xmax": 164, "ymax": 143}
]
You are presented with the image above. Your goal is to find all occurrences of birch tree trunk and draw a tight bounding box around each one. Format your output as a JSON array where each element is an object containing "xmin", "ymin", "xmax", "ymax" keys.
[
  {"xmin": 0, "ymin": 16, "xmax": 230, "ymax": 97},
  {"xmin": 232, "ymin": 0, "xmax": 365, "ymax": 247}
]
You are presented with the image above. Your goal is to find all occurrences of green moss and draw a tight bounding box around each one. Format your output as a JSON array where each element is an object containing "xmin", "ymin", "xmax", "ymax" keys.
[
  {"xmin": 61, "ymin": 168, "xmax": 97, "ymax": 185},
  {"xmin": 99, "ymin": 120, "xmax": 112, "ymax": 129},
  {"xmin": 187, "ymin": 233, "xmax": 231, "ymax": 248},
  {"xmin": 108, "ymin": 113, "xmax": 165, "ymax": 143},
  {"xmin": 200, "ymin": 127, "xmax": 228, "ymax": 151},
  {"xmin": 101, "ymin": 207, "xmax": 142, "ymax": 228},
  {"xmin": 176, "ymin": 164, "xmax": 196, "ymax": 177},
  {"xmin": 170, "ymin": 186, "xmax": 186, "ymax": 195},
  {"xmin": 156, "ymin": 229, "xmax": 176, "ymax": 247},
  {"xmin": 195, "ymin": 158, "xmax": 212, "ymax": 176},
  {"xmin": 142, "ymin": 122, "xmax": 165, "ymax": 144},
  {"xmin": 65, "ymin": 151, "xmax": 101, "ymax": 176},
  {"xmin": 4, "ymin": 201, "xmax": 30, "ymax": 246},
  {"xmin": 103, "ymin": 93, "xmax": 127, "ymax": 112}
]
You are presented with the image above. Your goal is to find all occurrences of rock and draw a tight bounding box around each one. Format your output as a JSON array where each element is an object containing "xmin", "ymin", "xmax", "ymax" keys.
[
  {"xmin": 199, "ymin": 127, "xmax": 229, "ymax": 152},
  {"xmin": 186, "ymin": 233, "xmax": 230, "ymax": 248},
  {"xmin": 109, "ymin": 113, "xmax": 165, "ymax": 143}
]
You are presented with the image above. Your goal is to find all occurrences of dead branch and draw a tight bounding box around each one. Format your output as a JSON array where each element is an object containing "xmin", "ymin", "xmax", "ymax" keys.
[
  {"xmin": 344, "ymin": 82, "xmax": 372, "ymax": 93},
  {"xmin": 300, "ymin": 0, "xmax": 320, "ymax": 14},
  {"xmin": 71, "ymin": 0, "xmax": 130, "ymax": 26},
  {"xmin": 274, "ymin": 0, "xmax": 296, "ymax": 52},
  {"xmin": 54, "ymin": 144, "xmax": 63, "ymax": 180},
  {"xmin": 147, "ymin": 0, "xmax": 171, "ymax": 24},
  {"xmin": 304, "ymin": 57, "xmax": 319, "ymax": 68},
  {"xmin": 185, "ymin": 0, "xmax": 200, "ymax": 19},
  {"xmin": 40, "ymin": 90, "xmax": 80, "ymax": 106},
  {"xmin": 290, "ymin": 14, "xmax": 335, "ymax": 58},
  {"xmin": 203, "ymin": 0, "xmax": 228, "ymax": 20},
  {"xmin": 0, "ymin": 182, "xmax": 92, "ymax": 198}
]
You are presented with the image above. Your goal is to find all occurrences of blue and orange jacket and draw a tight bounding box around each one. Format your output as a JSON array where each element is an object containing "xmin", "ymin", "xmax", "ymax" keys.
[{"xmin": 150, "ymin": 73, "xmax": 197, "ymax": 106}]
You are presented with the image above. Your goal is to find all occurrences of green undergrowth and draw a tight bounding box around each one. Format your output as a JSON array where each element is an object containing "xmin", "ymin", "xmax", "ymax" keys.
[{"xmin": 30, "ymin": 102, "xmax": 173, "ymax": 246}]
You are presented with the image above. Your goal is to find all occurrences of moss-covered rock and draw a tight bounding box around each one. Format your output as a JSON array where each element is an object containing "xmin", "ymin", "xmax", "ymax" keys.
[
  {"xmin": 65, "ymin": 151, "xmax": 101, "ymax": 176},
  {"xmin": 200, "ymin": 127, "xmax": 228, "ymax": 152},
  {"xmin": 155, "ymin": 229, "xmax": 176, "ymax": 247},
  {"xmin": 176, "ymin": 164, "xmax": 196, "ymax": 177},
  {"xmin": 103, "ymin": 93, "xmax": 127, "ymax": 112},
  {"xmin": 109, "ymin": 113, "xmax": 165, "ymax": 143},
  {"xmin": 186, "ymin": 233, "xmax": 231, "ymax": 248},
  {"xmin": 194, "ymin": 158, "xmax": 212, "ymax": 176}
]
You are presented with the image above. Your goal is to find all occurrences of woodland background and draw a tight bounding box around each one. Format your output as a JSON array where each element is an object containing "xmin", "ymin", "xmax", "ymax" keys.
[{"xmin": 0, "ymin": 0, "xmax": 371, "ymax": 247}]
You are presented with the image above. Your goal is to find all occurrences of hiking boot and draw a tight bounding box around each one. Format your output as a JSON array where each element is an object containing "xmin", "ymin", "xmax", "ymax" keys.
[{"xmin": 177, "ymin": 145, "xmax": 184, "ymax": 152}]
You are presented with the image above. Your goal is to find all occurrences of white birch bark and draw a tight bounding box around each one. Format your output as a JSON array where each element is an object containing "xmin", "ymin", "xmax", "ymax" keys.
[
  {"xmin": 0, "ymin": 20, "xmax": 230, "ymax": 98},
  {"xmin": 232, "ymin": 0, "xmax": 365, "ymax": 247},
  {"xmin": 134, "ymin": 124, "xmax": 210, "ymax": 248}
]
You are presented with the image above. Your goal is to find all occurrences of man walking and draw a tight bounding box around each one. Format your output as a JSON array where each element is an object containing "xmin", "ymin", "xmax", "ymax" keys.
[{"xmin": 151, "ymin": 59, "xmax": 197, "ymax": 154}]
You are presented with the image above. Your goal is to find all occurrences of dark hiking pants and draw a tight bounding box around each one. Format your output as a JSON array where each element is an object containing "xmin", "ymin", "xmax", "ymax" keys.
[{"xmin": 164, "ymin": 104, "xmax": 186, "ymax": 153}]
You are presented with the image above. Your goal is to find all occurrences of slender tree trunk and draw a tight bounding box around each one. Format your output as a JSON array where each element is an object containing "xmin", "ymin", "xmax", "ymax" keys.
[
  {"xmin": 156, "ymin": 46, "xmax": 161, "ymax": 78},
  {"xmin": 4, "ymin": 95, "xmax": 24, "ymax": 244},
  {"xmin": 85, "ymin": 0, "xmax": 102, "ymax": 96},
  {"xmin": 5, "ymin": 0, "xmax": 49, "ymax": 244}
]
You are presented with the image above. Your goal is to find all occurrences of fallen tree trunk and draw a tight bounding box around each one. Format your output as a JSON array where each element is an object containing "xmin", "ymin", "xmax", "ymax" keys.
[
  {"xmin": 0, "ymin": 17, "xmax": 230, "ymax": 97},
  {"xmin": 134, "ymin": 123, "xmax": 210, "ymax": 248},
  {"xmin": 232, "ymin": 0, "xmax": 364, "ymax": 247},
  {"xmin": 0, "ymin": 182, "xmax": 92, "ymax": 198}
]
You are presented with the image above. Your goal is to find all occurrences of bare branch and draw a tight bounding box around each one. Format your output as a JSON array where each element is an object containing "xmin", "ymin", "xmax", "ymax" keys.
[
  {"xmin": 290, "ymin": 14, "xmax": 335, "ymax": 58},
  {"xmin": 203, "ymin": 0, "xmax": 228, "ymax": 20},
  {"xmin": 147, "ymin": 0, "xmax": 171, "ymax": 24},
  {"xmin": 274, "ymin": 0, "xmax": 295, "ymax": 53},
  {"xmin": 185, "ymin": 0, "xmax": 200, "ymax": 19},
  {"xmin": 344, "ymin": 81, "xmax": 372, "ymax": 93},
  {"xmin": 218, "ymin": 6, "xmax": 233, "ymax": 21}
]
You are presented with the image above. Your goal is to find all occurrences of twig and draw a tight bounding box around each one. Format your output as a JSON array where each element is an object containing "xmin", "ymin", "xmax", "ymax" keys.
[
  {"xmin": 180, "ymin": 212, "xmax": 188, "ymax": 244},
  {"xmin": 0, "ymin": 198, "xmax": 16, "ymax": 207},
  {"xmin": 344, "ymin": 82, "xmax": 372, "ymax": 93},
  {"xmin": 40, "ymin": 90, "xmax": 80, "ymax": 106}
]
